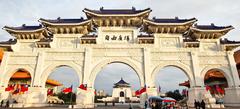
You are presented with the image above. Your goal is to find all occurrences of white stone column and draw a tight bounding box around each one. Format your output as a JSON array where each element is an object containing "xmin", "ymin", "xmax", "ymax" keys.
[
  {"xmin": 83, "ymin": 48, "xmax": 92, "ymax": 85},
  {"xmin": 0, "ymin": 52, "xmax": 10, "ymax": 101},
  {"xmin": 224, "ymin": 87, "xmax": 240, "ymax": 106},
  {"xmin": 143, "ymin": 48, "xmax": 151, "ymax": 87},
  {"xmin": 74, "ymin": 88, "xmax": 95, "ymax": 108},
  {"xmin": 191, "ymin": 51, "xmax": 201, "ymax": 87},
  {"xmin": 227, "ymin": 51, "xmax": 240, "ymax": 87},
  {"xmin": 32, "ymin": 52, "xmax": 45, "ymax": 87},
  {"xmin": 0, "ymin": 52, "xmax": 10, "ymax": 87},
  {"xmin": 187, "ymin": 87, "xmax": 206, "ymax": 107},
  {"xmin": 17, "ymin": 87, "xmax": 48, "ymax": 107},
  {"xmin": 224, "ymin": 51, "xmax": 240, "ymax": 106},
  {"xmin": 75, "ymin": 48, "xmax": 94, "ymax": 108}
]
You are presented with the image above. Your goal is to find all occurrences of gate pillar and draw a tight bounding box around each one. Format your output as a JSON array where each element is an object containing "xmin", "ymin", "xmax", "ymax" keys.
[
  {"xmin": 8, "ymin": 87, "xmax": 47, "ymax": 108},
  {"xmin": 0, "ymin": 87, "xmax": 9, "ymax": 101},
  {"xmin": 187, "ymin": 87, "xmax": 206, "ymax": 107},
  {"xmin": 74, "ymin": 88, "xmax": 95, "ymax": 108},
  {"xmin": 224, "ymin": 87, "xmax": 240, "ymax": 106}
]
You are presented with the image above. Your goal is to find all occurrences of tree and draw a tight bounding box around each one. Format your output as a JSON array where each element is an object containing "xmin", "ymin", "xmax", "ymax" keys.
[
  {"xmin": 166, "ymin": 89, "xmax": 183, "ymax": 101},
  {"xmin": 57, "ymin": 92, "xmax": 76, "ymax": 104}
]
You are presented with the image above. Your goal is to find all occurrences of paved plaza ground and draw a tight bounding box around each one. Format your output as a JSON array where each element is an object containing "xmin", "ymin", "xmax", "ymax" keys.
[{"xmin": 1, "ymin": 104, "xmax": 240, "ymax": 109}]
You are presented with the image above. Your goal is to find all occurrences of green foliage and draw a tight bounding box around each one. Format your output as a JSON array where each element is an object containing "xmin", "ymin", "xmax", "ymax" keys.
[
  {"xmin": 56, "ymin": 92, "xmax": 76, "ymax": 104},
  {"xmin": 166, "ymin": 89, "xmax": 183, "ymax": 101}
]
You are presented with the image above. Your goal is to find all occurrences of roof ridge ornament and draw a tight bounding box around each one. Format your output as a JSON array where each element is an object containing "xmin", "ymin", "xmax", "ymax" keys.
[
  {"xmin": 132, "ymin": 7, "xmax": 136, "ymax": 11},
  {"xmin": 57, "ymin": 17, "xmax": 61, "ymax": 20},
  {"xmin": 100, "ymin": 7, "xmax": 104, "ymax": 11}
]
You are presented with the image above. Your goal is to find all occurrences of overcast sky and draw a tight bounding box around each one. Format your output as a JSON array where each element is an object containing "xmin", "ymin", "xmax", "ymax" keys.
[{"xmin": 1, "ymin": 0, "xmax": 240, "ymax": 94}]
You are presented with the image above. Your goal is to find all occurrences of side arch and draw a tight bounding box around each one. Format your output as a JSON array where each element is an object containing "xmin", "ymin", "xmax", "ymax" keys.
[
  {"xmin": 2, "ymin": 65, "xmax": 34, "ymax": 87},
  {"xmin": 40, "ymin": 62, "xmax": 83, "ymax": 87},
  {"xmin": 232, "ymin": 46, "xmax": 240, "ymax": 53},
  {"xmin": 151, "ymin": 61, "xmax": 195, "ymax": 88},
  {"xmin": 88, "ymin": 58, "xmax": 144, "ymax": 88},
  {"xmin": 200, "ymin": 66, "xmax": 234, "ymax": 87}
]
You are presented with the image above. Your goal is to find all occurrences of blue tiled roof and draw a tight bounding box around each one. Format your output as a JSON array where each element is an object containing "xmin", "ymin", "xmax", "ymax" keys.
[
  {"xmin": 150, "ymin": 17, "xmax": 197, "ymax": 23},
  {"xmin": 39, "ymin": 17, "xmax": 88, "ymax": 24},
  {"xmin": 4, "ymin": 24, "xmax": 43, "ymax": 30},
  {"xmin": 0, "ymin": 39, "xmax": 17, "ymax": 44},
  {"xmin": 114, "ymin": 78, "xmax": 129, "ymax": 85},
  {"xmin": 84, "ymin": 7, "xmax": 151, "ymax": 15},
  {"xmin": 194, "ymin": 24, "xmax": 233, "ymax": 30},
  {"xmin": 220, "ymin": 38, "xmax": 240, "ymax": 44}
]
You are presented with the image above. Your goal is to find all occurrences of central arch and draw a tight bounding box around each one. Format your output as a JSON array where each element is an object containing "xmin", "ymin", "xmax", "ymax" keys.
[{"xmin": 88, "ymin": 58, "xmax": 144, "ymax": 88}]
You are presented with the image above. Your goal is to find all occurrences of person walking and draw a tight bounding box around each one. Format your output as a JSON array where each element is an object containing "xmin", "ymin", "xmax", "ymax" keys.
[
  {"xmin": 129, "ymin": 103, "xmax": 132, "ymax": 109},
  {"xmin": 201, "ymin": 100, "xmax": 205, "ymax": 109},
  {"xmin": 5, "ymin": 100, "xmax": 9, "ymax": 108},
  {"xmin": 194, "ymin": 99, "xmax": 198, "ymax": 109},
  {"xmin": 144, "ymin": 100, "xmax": 148, "ymax": 109},
  {"xmin": 0, "ymin": 100, "xmax": 3, "ymax": 107}
]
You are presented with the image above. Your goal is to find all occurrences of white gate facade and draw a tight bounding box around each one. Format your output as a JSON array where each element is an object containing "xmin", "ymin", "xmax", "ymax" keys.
[{"xmin": 0, "ymin": 8, "xmax": 240, "ymax": 108}]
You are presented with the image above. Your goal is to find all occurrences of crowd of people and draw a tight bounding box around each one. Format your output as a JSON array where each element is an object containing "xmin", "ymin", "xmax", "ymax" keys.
[
  {"xmin": 194, "ymin": 100, "xmax": 205, "ymax": 109},
  {"xmin": 0, "ymin": 100, "xmax": 10, "ymax": 108}
]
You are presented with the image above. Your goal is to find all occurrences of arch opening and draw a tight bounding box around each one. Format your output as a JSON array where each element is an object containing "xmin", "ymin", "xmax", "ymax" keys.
[
  {"xmin": 154, "ymin": 66, "xmax": 190, "ymax": 101},
  {"xmin": 204, "ymin": 69, "xmax": 229, "ymax": 99},
  {"xmin": 234, "ymin": 50, "xmax": 240, "ymax": 80},
  {"xmin": 4, "ymin": 68, "xmax": 32, "ymax": 103},
  {"xmin": 44, "ymin": 66, "xmax": 80, "ymax": 104},
  {"xmin": 93, "ymin": 62, "xmax": 141, "ymax": 103}
]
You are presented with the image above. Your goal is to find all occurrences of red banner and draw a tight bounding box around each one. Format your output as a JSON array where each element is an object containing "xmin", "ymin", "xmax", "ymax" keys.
[
  {"xmin": 62, "ymin": 86, "xmax": 72, "ymax": 93},
  {"xmin": 79, "ymin": 84, "xmax": 87, "ymax": 90}
]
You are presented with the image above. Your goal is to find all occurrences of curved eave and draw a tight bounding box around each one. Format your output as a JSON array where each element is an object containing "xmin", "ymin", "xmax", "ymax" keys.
[
  {"xmin": 46, "ymin": 79, "xmax": 62, "ymax": 86},
  {"xmin": 143, "ymin": 18, "xmax": 197, "ymax": 26},
  {"xmin": 83, "ymin": 9, "xmax": 152, "ymax": 17},
  {"xmin": 190, "ymin": 26, "xmax": 234, "ymax": 33},
  {"xmin": 3, "ymin": 26, "xmax": 45, "ymax": 33},
  {"xmin": 39, "ymin": 19, "xmax": 92, "ymax": 26},
  {"xmin": 223, "ymin": 44, "xmax": 240, "ymax": 51}
]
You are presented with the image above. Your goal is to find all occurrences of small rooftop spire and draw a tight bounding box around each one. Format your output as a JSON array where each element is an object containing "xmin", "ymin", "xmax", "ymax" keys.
[
  {"xmin": 132, "ymin": 7, "xmax": 136, "ymax": 11},
  {"xmin": 22, "ymin": 24, "xmax": 26, "ymax": 27},
  {"xmin": 100, "ymin": 7, "xmax": 104, "ymax": 11},
  {"xmin": 57, "ymin": 17, "xmax": 61, "ymax": 20}
]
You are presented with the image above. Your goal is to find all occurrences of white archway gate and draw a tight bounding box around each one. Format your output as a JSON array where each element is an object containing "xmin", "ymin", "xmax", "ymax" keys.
[{"xmin": 0, "ymin": 8, "xmax": 240, "ymax": 108}]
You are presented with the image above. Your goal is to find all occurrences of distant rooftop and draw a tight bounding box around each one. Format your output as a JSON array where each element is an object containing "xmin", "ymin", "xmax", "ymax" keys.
[
  {"xmin": 114, "ymin": 78, "xmax": 130, "ymax": 88},
  {"xmin": 3, "ymin": 24, "xmax": 43, "ymax": 31},
  {"xmin": 39, "ymin": 17, "xmax": 89, "ymax": 24},
  {"xmin": 83, "ymin": 7, "xmax": 151, "ymax": 15},
  {"xmin": 150, "ymin": 17, "xmax": 197, "ymax": 23},
  {"xmin": 193, "ymin": 23, "xmax": 233, "ymax": 30}
]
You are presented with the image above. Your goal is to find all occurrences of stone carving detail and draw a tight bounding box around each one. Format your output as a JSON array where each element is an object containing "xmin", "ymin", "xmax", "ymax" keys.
[
  {"xmin": 160, "ymin": 38, "xmax": 179, "ymax": 48},
  {"xmin": 199, "ymin": 56, "xmax": 228, "ymax": 65},
  {"xmin": 202, "ymin": 43, "xmax": 217, "ymax": 51},
  {"xmin": 8, "ymin": 56, "xmax": 37, "ymax": 65},
  {"xmin": 151, "ymin": 52, "xmax": 190, "ymax": 61}
]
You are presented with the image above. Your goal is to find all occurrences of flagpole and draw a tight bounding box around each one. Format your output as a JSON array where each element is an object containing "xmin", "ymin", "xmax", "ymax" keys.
[{"xmin": 70, "ymin": 85, "xmax": 73, "ymax": 108}]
